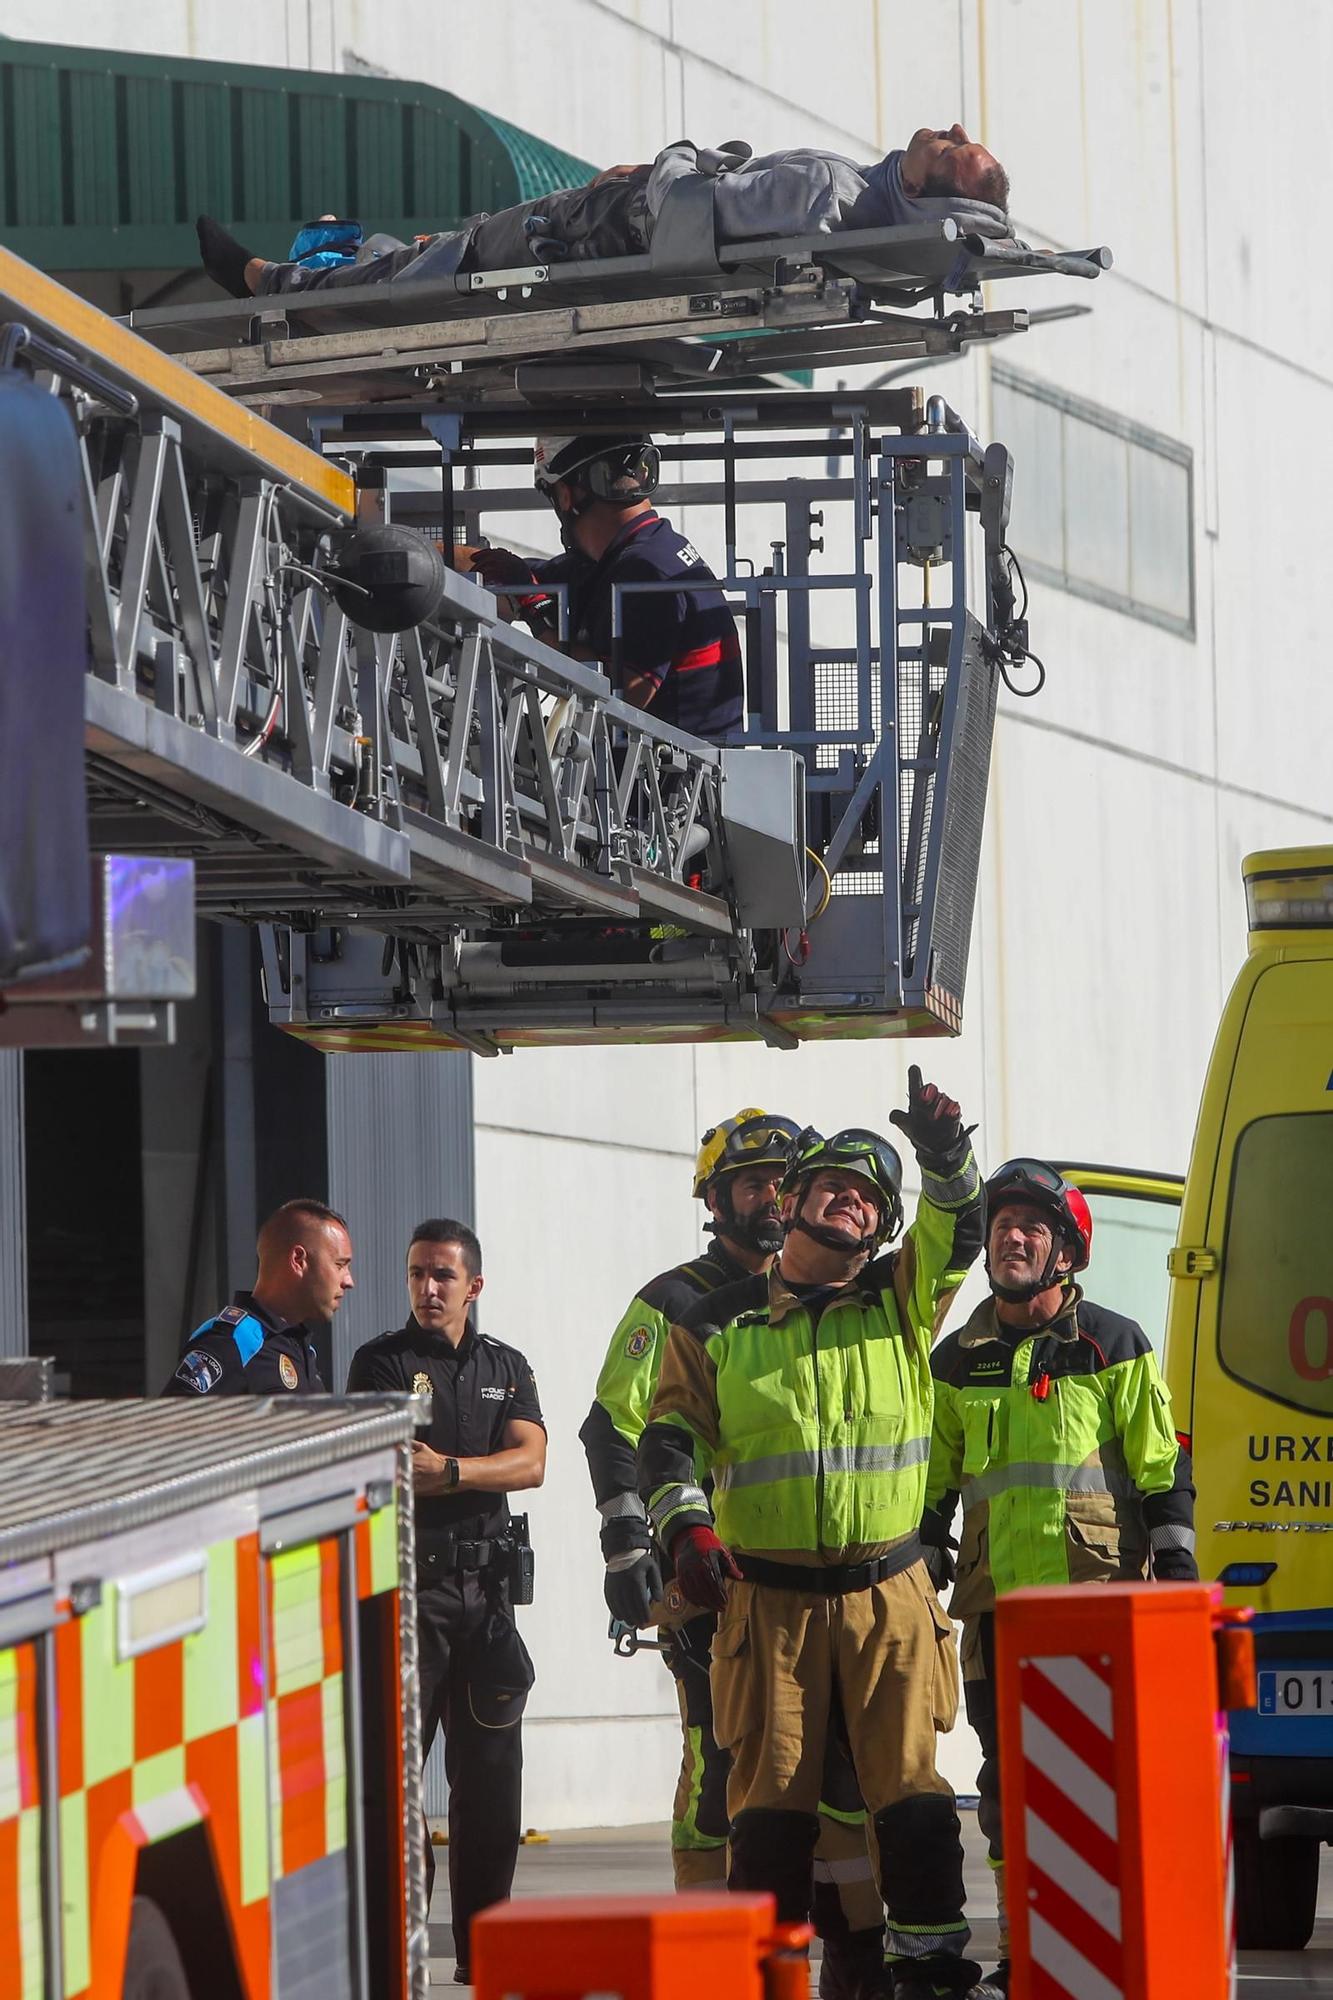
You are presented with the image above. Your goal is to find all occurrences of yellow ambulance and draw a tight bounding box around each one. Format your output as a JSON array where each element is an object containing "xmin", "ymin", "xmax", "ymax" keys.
[
  {"xmin": 1161, "ymin": 845, "xmax": 1333, "ymax": 1951},
  {"xmin": 1059, "ymin": 845, "xmax": 1333, "ymax": 1952}
]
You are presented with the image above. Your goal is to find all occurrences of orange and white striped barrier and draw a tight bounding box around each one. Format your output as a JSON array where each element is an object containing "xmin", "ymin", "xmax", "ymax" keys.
[{"xmin": 996, "ymin": 1582, "xmax": 1249, "ymax": 2000}]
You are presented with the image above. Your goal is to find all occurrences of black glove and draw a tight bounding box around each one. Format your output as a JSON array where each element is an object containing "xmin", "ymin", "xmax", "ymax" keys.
[
  {"xmin": 1151, "ymin": 1548, "xmax": 1200, "ymax": 1582},
  {"xmin": 923, "ymin": 1542, "xmax": 956, "ymax": 1592},
  {"xmin": 603, "ymin": 1548, "xmax": 664, "ymax": 1626},
  {"xmin": 919, "ymin": 1505, "xmax": 958, "ymax": 1591},
  {"xmin": 889, "ymin": 1063, "xmax": 966, "ymax": 1162}
]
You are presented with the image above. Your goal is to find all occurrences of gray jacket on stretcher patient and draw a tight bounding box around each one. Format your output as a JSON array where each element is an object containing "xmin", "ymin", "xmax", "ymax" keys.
[{"xmin": 196, "ymin": 124, "xmax": 1015, "ymax": 300}]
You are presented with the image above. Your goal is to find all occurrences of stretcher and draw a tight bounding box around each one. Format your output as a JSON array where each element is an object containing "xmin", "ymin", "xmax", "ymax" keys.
[{"xmin": 126, "ymin": 219, "xmax": 1112, "ymax": 410}]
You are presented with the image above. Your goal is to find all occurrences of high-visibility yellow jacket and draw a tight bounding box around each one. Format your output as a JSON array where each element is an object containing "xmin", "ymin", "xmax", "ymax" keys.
[
  {"xmin": 578, "ymin": 1241, "xmax": 747, "ymax": 1560},
  {"xmin": 923, "ymin": 1290, "xmax": 1196, "ymax": 1619},
  {"xmin": 639, "ymin": 1163, "xmax": 983, "ymax": 1564}
]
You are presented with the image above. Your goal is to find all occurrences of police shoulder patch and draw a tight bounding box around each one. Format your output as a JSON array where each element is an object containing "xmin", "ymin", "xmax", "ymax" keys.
[
  {"xmin": 625, "ymin": 1326, "xmax": 655, "ymax": 1359},
  {"xmin": 174, "ymin": 1349, "xmax": 223, "ymax": 1395}
]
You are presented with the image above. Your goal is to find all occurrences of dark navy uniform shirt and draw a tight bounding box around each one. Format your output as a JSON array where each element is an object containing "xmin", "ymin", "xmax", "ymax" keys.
[
  {"xmin": 538, "ymin": 511, "xmax": 743, "ymax": 741},
  {"xmin": 346, "ymin": 1320, "xmax": 545, "ymax": 1563},
  {"xmin": 163, "ymin": 1290, "xmax": 325, "ymax": 1397}
]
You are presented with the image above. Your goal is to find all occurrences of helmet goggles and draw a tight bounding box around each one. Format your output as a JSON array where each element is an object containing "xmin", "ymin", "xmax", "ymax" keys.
[
  {"xmin": 709, "ymin": 1116, "xmax": 803, "ymax": 1177},
  {"xmin": 986, "ymin": 1158, "xmax": 1069, "ymax": 1208},
  {"xmin": 783, "ymin": 1127, "xmax": 905, "ymax": 1248},
  {"xmin": 534, "ymin": 436, "xmax": 661, "ymax": 507},
  {"xmin": 694, "ymin": 1110, "xmax": 803, "ymax": 1198}
]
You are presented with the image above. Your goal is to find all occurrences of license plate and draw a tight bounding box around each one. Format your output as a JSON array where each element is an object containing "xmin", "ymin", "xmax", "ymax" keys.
[{"xmin": 1257, "ymin": 1669, "xmax": 1333, "ymax": 1716}]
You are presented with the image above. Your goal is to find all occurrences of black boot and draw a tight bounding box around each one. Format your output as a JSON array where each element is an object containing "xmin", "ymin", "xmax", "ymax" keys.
[
  {"xmin": 873, "ymin": 1796, "xmax": 980, "ymax": 1997},
  {"xmin": 818, "ymin": 1927, "xmax": 886, "ymax": 1999},
  {"xmin": 196, "ymin": 215, "xmax": 260, "ymax": 298},
  {"xmin": 890, "ymin": 1976, "xmax": 973, "ymax": 2000}
]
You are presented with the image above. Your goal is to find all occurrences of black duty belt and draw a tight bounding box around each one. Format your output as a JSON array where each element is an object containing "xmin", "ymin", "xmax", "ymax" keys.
[
  {"xmin": 416, "ymin": 1530, "xmax": 501, "ymax": 1574},
  {"xmin": 736, "ymin": 1537, "xmax": 922, "ymax": 1595}
]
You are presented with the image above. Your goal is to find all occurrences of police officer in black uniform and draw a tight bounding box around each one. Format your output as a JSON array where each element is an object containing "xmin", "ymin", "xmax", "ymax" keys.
[
  {"xmin": 471, "ymin": 434, "xmax": 744, "ymax": 742},
  {"xmin": 346, "ymin": 1218, "xmax": 545, "ymax": 1986},
  {"xmin": 163, "ymin": 1197, "xmax": 354, "ymax": 1396}
]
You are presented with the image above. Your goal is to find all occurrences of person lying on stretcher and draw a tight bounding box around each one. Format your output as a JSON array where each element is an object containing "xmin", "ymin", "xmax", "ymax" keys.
[{"xmin": 197, "ymin": 124, "xmax": 1013, "ymax": 299}]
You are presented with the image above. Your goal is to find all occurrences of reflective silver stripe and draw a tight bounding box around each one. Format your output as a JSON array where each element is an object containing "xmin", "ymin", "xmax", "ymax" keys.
[
  {"xmin": 919, "ymin": 1149, "xmax": 980, "ymax": 1211},
  {"xmin": 714, "ymin": 1438, "xmax": 930, "ymax": 1492},
  {"xmin": 813, "ymin": 1856, "xmax": 875, "ymax": 1885},
  {"xmin": 598, "ymin": 1491, "xmax": 647, "ymax": 1522},
  {"xmin": 648, "ymin": 1482, "xmax": 709, "ymax": 1532},
  {"xmin": 824, "ymin": 1438, "xmax": 931, "ymax": 1475},
  {"xmin": 715, "ymin": 1450, "xmax": 819, "ymax": 1491},
  {"xmin": 886, "ymin": 1921, "xmax": 971, "ymax": 1960},
  {"xmin": 962, "ymin": 1461, "xmax": 1137, "ymax": 1505},
  {"xmin": 1149, "ymin": 1523, "xmax": 1196, "ymax": 1553}
]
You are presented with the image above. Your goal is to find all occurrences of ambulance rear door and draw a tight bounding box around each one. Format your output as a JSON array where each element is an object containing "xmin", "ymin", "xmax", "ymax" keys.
[{"xmin": 1174, "ymin": 950, "xmax": 1333, "ymax": 1614}]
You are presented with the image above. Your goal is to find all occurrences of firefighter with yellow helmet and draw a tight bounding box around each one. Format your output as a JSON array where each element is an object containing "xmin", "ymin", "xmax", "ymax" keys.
[
  {"xmin": 639, "ymin": 1071, "xmax": 985, "ymax": 2000},
  {"xmin": 579, "ymin": 1109, "xmax": 886, "ymax": 1997}
]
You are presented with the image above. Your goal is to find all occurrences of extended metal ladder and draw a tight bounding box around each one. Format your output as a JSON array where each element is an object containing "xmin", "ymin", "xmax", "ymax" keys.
[{"xmin": 0, "ymin": 215, "xmax": 1104, "ymax": 1051}]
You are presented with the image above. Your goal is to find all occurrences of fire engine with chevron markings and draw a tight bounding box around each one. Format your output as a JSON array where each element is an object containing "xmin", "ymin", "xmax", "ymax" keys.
[{"xmin": 0, "ymin": 1389, "xmax": 429, "ymax": 1999}]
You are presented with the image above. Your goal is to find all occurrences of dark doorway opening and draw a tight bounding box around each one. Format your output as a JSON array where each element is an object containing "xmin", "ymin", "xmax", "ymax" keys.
[{"xmin": 24, "ymin": 1048, "xmax": 146, "ymax": 1394}]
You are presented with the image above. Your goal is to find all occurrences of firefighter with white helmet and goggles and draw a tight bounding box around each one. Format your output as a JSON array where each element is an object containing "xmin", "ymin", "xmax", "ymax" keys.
[{"xmin": 470, "ymin": 434, "xmax": 743, "ymax": 740}]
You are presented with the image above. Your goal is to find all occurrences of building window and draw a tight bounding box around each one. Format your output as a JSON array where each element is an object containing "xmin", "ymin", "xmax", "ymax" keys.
[{"xmin": 991, "ymin": 365, "xmax": 1195, "ymax": 637}]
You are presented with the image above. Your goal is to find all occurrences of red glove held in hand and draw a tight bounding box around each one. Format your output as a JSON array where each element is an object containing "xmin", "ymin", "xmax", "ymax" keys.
[
  {"xmin": 672, "ymin": 1525, "xmax": 742, "ymax": 1612},
  {"xmin": 470, "ymin": 547, "xmax": 540, "ymax": 590}
]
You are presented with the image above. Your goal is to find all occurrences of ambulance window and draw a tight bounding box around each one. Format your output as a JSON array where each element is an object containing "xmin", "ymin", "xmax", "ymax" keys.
[
  {"xmin": 1218, "ymin": 1113, "xmax": 1333, "ymax": 1416},
  {"xmin": 1082, "ymin": 1192, "xmax": 1177, "ymax": 1360}
]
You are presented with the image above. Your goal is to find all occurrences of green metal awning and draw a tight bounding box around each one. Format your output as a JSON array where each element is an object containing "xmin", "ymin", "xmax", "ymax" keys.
[{"xmin": 0, "ymin": 35, "xmax": 597, "ymax": 277}]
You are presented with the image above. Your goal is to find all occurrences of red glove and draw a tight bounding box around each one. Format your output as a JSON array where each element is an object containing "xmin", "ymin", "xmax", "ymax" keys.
[
  {"xmin": 470, "ymin": 547, "xmax": 540, "ymax": 590},
  {"xmin": 469, "ymin": 546, "xmax": 556, "ymax": 617},
  {"xmin": 672, "ymin": 1525, "xmax": 742, "ymax": 1612}
]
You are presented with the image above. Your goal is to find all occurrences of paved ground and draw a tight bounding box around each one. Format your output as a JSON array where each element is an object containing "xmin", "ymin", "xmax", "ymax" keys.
[{"xmin": 427, "ymin": 1815, "xmax": 1333, "ymax": 1993}]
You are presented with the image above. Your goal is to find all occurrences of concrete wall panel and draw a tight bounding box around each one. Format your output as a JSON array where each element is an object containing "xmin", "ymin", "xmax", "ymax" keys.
[
  {"xmin": 472, "ymin": 1124, "xmax": 694, "ymax": 1718},
  {"xmin": 1210, "ymin": 335, "xmax": 1333, "ymax": 820},
  {"xmin": 474, "ymin": 1044, "xmax": 698, "ymax": 1156}
]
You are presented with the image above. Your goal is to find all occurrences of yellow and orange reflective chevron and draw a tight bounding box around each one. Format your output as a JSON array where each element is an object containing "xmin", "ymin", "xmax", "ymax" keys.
[
  {"xmin": 0, "ymin": 1642, "xmax": 43, "ymax": 2000},
  {"xmin": 53, "ymin": 1531, "xmax": 273, "ymax": 1998},
  {"xmin": 0, "ymin": 1491, "xmax": 401, "ymax": 2000},
  {"xmin": 265, "ymin": 1540, "xmax": 347, "ymax": 1880}
]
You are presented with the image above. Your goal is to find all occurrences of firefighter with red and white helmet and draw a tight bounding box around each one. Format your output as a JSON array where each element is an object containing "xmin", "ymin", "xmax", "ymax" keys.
[{"xmin": 922, "ymin": 1159, "xmax": 1198, "ymax": 2000}]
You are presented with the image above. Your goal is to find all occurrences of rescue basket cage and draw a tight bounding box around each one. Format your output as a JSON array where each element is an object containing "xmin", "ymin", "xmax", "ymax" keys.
[{"xmin": 0, "ymin": 205, "xmax": 1106, "ymax": 1053}]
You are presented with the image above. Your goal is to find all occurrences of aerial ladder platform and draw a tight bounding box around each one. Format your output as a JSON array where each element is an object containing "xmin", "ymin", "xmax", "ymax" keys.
[{"xmin": 0, "ymin": 211, "xmax": 1109, "ymax": 1053}]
